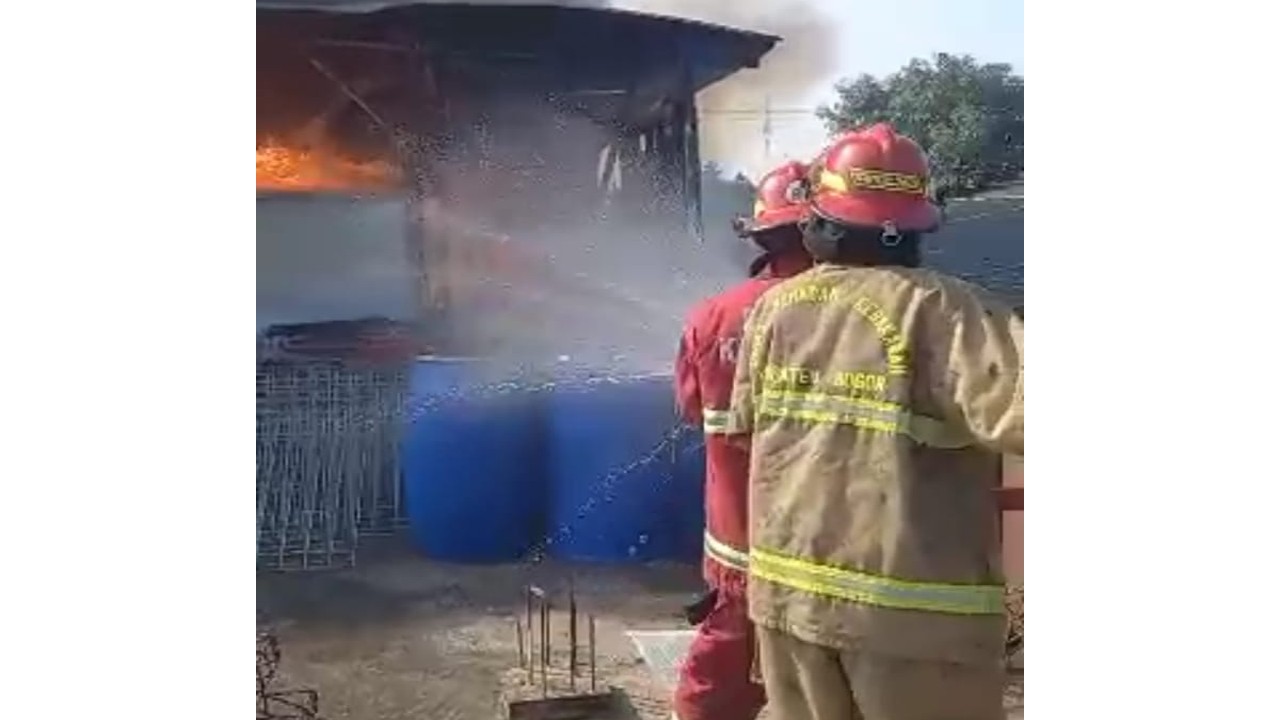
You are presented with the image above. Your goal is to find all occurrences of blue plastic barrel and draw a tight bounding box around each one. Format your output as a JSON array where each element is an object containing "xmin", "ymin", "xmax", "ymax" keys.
[
  {"xmin": 401, "ymin": 358, "xmax": 546, "ymax": 562},
  {"xmin": 671, "ymin": 427, "xmax": 708, "ymax": 561},
  {"xmin": 545, "ymin": 373, "xmax": 705, "ymax": 563}
]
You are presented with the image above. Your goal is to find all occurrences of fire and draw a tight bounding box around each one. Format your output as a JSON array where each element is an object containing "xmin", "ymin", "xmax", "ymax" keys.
[{"xmin": 256, "ymin": 139, "xmax": 401, "ymax": 192}]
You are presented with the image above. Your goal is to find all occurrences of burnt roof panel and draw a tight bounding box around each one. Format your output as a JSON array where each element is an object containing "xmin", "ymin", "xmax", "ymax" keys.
[{"xmin": 257, "ymin": 1, "xmax": 780, "ymax": 92}]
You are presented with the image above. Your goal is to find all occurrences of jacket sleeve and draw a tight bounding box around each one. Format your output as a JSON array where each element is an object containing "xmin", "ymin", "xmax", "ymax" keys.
[
  {"xmin": 674, "ymin": 314, "xmax": 703, "ymax": 427},
  {"xmin": 725, "ymin": 302, "xmax": 768, "ymax": 437},
  {"xmin": 931, "ymin": 284, "xmax": 1025, "ymax": 456}
]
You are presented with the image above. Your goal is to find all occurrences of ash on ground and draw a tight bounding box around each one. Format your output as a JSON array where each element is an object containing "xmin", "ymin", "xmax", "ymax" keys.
[{"xmin": 257, "ymin": 538, "xmax": 1024, "ymax": 719}]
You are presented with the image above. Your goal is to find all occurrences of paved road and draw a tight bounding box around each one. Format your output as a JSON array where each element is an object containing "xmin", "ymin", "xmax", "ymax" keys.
[{"xmin": 925, "ymin": 191, "xmax": 1024, "ymax": 308}]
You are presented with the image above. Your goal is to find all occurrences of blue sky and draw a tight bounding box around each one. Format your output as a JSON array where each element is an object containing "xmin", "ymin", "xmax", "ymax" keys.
[
  {"xmin": 813, "ymin": 0, "xmax": 1023, "ymax": 81},
  {"xmin": 692, "ymin": 0, "xmax": 1024, "ymax": 175}
]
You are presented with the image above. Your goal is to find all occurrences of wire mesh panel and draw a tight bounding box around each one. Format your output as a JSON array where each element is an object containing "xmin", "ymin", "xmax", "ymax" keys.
[
  {"xmin": 257, "ymin": 363, "xmax": 409, "ymax": 571},
  {"xmin": 626, "ymin": 630, "xmax": 696, "ymax": 692}
]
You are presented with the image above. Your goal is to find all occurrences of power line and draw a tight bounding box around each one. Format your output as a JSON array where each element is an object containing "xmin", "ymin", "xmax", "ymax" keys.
[
  {"xmin": 702, "ymin": 108, "xmax": 1025, "ymax": 120},
  {"xmin": 701, "ymin": 108, "xmax": 818, "ymax": 116}
]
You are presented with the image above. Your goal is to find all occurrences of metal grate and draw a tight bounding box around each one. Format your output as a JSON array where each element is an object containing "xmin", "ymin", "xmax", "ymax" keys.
[{"xmin": 256, "ymin": 363, "xmax": 409, "ymax": 571}]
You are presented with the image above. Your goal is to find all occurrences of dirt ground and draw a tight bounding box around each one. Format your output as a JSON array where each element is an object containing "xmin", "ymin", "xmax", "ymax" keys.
[{"xmin": 257, "ymin": 539, "xmax": 1024, "ymax": 720}]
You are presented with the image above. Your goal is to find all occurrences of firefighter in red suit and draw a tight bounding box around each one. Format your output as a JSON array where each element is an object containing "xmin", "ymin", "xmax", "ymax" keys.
[{"xmin": 672, "ymin": 161, "xmax": 815, "ymax": 720}]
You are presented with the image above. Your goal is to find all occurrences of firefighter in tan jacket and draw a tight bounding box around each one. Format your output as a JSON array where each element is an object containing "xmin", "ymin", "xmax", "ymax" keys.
[{"xmin": 726, "ymin": 123, "xmax": 1024, "ymax": 720}]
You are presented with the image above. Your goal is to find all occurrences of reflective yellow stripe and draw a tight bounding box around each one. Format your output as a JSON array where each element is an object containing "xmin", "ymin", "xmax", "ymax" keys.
[
  {"xmin": 754, "ymin": 390, "xmax": 971, "ymax": 449},
  {"xmin": 750, "ymin": 547, "xmax": 1004, "ymax": 616},
  {"xmin": 704, "ymin": 530, "xmax": 750, "ymax": 571},
  {"xmin": 818, "ymin": 168, "xmax": 926, "ymax": 197},
  {"xmin": 702, "ymin": 407, "xmax": 731, "ymax": 435}
]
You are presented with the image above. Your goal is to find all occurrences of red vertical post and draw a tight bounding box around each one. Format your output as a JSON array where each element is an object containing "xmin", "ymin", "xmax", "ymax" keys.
[{"xmin": 996, "ymin": 456, "xmax": 1024, "ymax": 583}]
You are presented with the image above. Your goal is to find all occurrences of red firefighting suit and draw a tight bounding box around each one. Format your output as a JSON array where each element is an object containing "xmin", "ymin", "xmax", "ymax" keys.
[
  {"xmin": 670, "ymin": 160, "xmax": 813, "ymax": 720},
  {"xmin": 672, "ymin": 257, "xmax": 809, "ymax": 720}
]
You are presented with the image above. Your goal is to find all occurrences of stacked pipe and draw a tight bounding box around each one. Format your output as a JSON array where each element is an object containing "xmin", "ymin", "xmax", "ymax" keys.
[{"xmin": 256, "ymin": 363, "xmax": 409, "ymax": 571}]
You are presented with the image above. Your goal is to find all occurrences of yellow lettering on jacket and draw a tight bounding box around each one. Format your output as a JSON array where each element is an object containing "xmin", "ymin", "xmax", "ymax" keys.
[
  {"xmin": 763, "ymin": 365, "xmax": 822, "ymax": 388},
  {"xmin": 754, "ymin": 283, "xmax": 912, "ymax": 378},
  {"xmin": 771, "ymin": 283, "xmax": 847, "ymax": 309},
  {"xmin": 851, "ymin": 297, "xmax": 909, "ymax": 376},
  {"xmin": 830, "ymin": 371, "xmax": 888, "ymax": 395},
  {"xmin": 763, "ymin": 365, "xmax": 891, "ymax": 399}
]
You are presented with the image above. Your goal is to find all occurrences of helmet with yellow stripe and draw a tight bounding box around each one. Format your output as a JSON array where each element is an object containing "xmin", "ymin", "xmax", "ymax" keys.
[
  {"xmin": 809, "ymin": 123, "xmax": 941, "ymax": 233},
  {"xmin": 733, "ymin": 161, "xmax": 811, "ymax": 237}
]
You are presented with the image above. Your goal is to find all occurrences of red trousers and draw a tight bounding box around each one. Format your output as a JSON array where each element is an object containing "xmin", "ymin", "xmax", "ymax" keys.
[{"xmin": 672, "ymin": 590, "xmax": 766, "ymax": 720}]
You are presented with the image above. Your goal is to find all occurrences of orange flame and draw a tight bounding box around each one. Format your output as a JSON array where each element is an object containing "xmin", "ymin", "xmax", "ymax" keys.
[{"xmin": 256, "ymin": 139, "xmax": 401, "ymax": 192}]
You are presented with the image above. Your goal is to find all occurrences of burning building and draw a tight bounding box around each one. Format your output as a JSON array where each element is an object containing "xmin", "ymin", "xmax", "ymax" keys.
[
  {"xmin": 256, "ymin": 0, "xmax": 779, "ymax": 571},
  {"xmin": 257, "ymin": 0, "xmax": 780, "ymax": 361}
]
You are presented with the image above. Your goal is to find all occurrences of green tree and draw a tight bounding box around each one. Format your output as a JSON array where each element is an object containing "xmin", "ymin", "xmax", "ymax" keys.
[{"xmin": 817, "ymin": 53, "xmax": 1023, "ymax": 196}]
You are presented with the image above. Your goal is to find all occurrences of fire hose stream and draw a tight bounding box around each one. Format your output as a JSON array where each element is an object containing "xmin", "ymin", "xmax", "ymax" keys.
[
  {"xmin": 257, "ymin": 374, "xmax": 700, "ymax": 717},
  {"xmin": 257, "ymin": 376, "xmax": 1024, "ymax": 720}
]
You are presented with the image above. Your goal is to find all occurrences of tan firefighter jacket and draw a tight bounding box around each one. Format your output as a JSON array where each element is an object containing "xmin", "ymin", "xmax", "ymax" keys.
[{"xmin": 726, "ymin": 263, "xmax": 1024, "ymax": 665}]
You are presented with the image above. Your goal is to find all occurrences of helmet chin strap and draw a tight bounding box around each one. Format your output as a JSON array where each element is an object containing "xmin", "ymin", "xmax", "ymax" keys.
[{"xmin": 748, "ymin": 253, "xmax": 771, "ymax": 277}]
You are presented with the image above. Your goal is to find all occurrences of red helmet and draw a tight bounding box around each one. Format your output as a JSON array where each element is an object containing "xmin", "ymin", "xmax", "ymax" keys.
[
  {"xmin": 735, "ymin": 161, "xmax": 811, "ymax": 236},
  {"xmin": 809, "ymin": 123, "xmax": 940, "ymax": 232}
]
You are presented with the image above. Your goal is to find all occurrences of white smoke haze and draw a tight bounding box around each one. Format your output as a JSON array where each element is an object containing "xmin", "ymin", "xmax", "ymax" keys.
[
  {"xmin": 258, "ymin": 2, "xmax": 838, "ymax": 372},
  {"xmin": 613, "ymin": 0, "xmax": 839, "ymax": 179},
  {"xmin": 411, "ymin": 94, "xmax": 719, "ymax": 371},
  {"xmin": 480, "ymin": 2, "xmax": 841, "ymax": 372}
]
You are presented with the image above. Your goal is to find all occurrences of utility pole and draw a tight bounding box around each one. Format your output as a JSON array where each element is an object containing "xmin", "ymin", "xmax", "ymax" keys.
[{"xmin": 763, "ymin": 94, "xmax": 773, "ymax": 160}]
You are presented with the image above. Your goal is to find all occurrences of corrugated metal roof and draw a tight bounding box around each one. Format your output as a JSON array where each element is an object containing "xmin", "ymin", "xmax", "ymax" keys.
[
  {"xmin": 258, "ymin": 1, "xmax": 780, "ymax": 94},
  {"xmin": 259, "ymin": 0, "xmax": 607, "ymax": 8},
  {"xmin": 255, "ymin": 1, "xmax": 779, "ymax": 46}
]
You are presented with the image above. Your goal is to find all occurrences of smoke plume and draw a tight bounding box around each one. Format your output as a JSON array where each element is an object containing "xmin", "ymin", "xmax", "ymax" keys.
[{"xmin": 613, "ymin": 1, "xmax": 838, "ymax": 178}]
